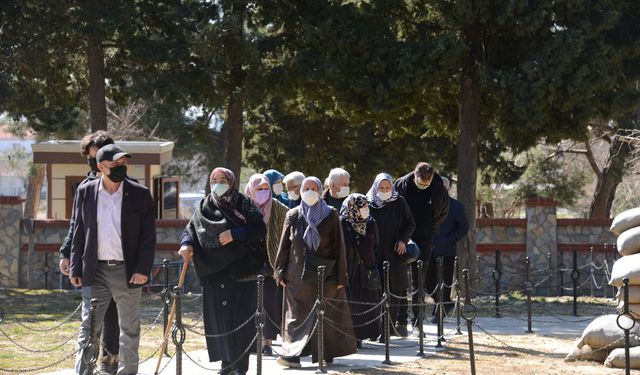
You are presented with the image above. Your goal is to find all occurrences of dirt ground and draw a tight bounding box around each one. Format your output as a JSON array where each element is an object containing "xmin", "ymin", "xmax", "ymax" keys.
[
  {"xmin": 0, "ymin": 289, "xmax": 638, "ymax": 374},
  {"xmin": 342, "ymin": 333, "xmax": 633, "ymax": 375}
]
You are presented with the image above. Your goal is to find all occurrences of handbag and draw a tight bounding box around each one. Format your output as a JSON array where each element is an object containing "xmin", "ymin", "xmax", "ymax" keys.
[
  {"xmin": 359, "ymin": 263, "xmax": 381, "ymax": 291},
  {"xmin": 399, "ymin": 240, "xmax": 421, "ymax": 264},
  {"xmin": 301, "ymin": 250, "xmax": 336, "ymax": 283}
]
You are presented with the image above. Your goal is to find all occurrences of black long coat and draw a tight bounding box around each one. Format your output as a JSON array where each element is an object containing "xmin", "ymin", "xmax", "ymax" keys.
[{"xmin": 369, "ymin": 196, "xmax": 415, "ymax": 291}]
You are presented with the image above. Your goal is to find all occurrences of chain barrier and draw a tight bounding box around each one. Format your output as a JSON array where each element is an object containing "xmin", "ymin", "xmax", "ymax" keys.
[
  {"xmin": 325, "ymin": 296, "xmax": 386, "ymax": 316},
  {"xmin": 183, "ymin": 312, "xmax": 254, "ymax": 338},
  {"xmin": 7, "ymin": 301, "xmax": 82, "ymax": 332},
  {"xmin": 140, "ymin": 308, "xmax": 165, "ymax": 338},
  {"xmin": 0, "ymin": 348, "xmax": 80, "ymax": 373},
  {"xmin": 0, "ymin": 326, "xmax": 77, "ymax": 353}
]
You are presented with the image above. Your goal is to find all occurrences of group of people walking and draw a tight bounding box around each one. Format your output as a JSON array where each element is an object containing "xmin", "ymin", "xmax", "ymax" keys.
[
  {"xmin": 180, "ymin": 163, "xmax": 469, "ymax": 373},
  {"xmin": 61, "ymin": 131, "xmax": 468, "ymax": 375}
]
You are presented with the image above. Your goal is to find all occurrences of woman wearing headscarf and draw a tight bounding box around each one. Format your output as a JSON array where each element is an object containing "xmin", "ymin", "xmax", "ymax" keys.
[
  {"xmin": 263, "ymin": 169, "xmax": 288, "ymax": 206},
  {"xmin": 274, "ymin": 177, "xmax": 357, "ymax": 368},
  {"xmin": 179, "ymin": 168, "xmax": 266, "ymax": 375},
  {"xmin": 366, "ymin": 173, "xmax": 416, "ymax": 338},
  {"xmin": 244, "ymin": 173, "xmax": 289, "ymax": 355},
  {"xmin": 340, "ymin": 193, "xmax": 381, "ymax": 345}
]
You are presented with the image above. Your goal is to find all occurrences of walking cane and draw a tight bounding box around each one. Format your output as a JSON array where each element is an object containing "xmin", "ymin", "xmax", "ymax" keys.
[{"xmin": 154, "ymin": 254, "xmax": 191, "ymax": 375}]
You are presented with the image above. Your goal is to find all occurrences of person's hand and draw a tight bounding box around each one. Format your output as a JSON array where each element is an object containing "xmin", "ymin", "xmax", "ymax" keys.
[
  {"xmin": 276, "ymin": 277, "xmax": 287, "ymax": 287},
  {"xmin": 70, "ymin": 277, "xmax": 82, "ymax": 287},
  {"xmin": 179, "ymin": 245, "xmax": 193, "ymax": 259},
  {"xmin": 219, "ymin": 230, "xmax": 234, "ymax": 246},
  {"xmin": 395, "ymin": 241, "xmax": 406, "ymax": 255},
  {"xmin": 337, "ymin": 284, "xmax": 344, "ymax": 290},
  {"xmin": 130, "ymin": 273, "xmax": 148, "ymax": 285},
  {"xmin": 59, "ymin": 258, "xmax": 70, "ymax": 276}
]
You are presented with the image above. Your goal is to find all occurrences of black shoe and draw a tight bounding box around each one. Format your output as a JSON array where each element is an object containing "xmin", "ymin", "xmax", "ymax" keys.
[
  {"xmin": 261, "ymin": 345, "xmax": 273, "ymax": 356},
  {"xmin": 356, "ymin": 339, "xmax": 362, "ymax": 349},
  {"xmin": 394, "ymin": 323, "xmax": 408, "ymax": 338},
  {"xmin": 325, "ymin": 358, "xmax": 333, "ymax": 364},
  {"xmin": 277, "ymin": 356, "xmax": 302, "ymax": 368},
  {"xmin": 378, "ymin": 334, "xmax": 386, "ymax": 343},
  {"xmin": 98, "ymin": 354, "xmax": 118, "ymax": 375}
]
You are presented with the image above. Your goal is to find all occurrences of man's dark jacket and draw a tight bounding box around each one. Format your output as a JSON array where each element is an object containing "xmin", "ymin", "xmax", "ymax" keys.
[
  {"xmin": 70, "ymin": 178, "xmax": 156, "ymax": 288},
  {"xmin": 433, "ymin": 197, "xmax": 469, "ymax": 257},
  {"xmin": 393, "ymin": 171, "xmax": 449, "ymax": 243}
]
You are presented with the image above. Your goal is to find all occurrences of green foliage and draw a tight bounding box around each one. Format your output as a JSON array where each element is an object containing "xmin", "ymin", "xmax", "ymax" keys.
[{"xmin": 513, "ymin": 150, "xmax": 588, "ymax": 207}]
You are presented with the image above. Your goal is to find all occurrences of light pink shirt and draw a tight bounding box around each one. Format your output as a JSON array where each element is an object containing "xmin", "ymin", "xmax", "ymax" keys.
[{"xmin": 97, "ymin": 178, "xmax": 124, "ymax": 261}]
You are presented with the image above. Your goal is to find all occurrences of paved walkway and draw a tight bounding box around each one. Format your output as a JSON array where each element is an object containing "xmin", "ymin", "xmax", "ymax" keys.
[{"xmin": 42, "ymin": 315, "xmax": 591, "ymax": 375}]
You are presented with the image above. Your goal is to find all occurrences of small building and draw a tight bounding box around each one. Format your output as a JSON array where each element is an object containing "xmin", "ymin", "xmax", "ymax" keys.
[{"xmin": 31, "ymin": 140, "xmax": 175, "ymax": 219}]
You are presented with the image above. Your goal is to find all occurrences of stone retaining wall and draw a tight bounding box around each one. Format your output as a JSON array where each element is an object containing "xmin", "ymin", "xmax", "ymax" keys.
[{"xmin": 0, "ymin": 196, "xmax": 624, "ymax": 296}]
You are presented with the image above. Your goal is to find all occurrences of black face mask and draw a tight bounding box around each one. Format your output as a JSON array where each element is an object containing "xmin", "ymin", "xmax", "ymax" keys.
[
  {"xmin": 107, "ymin": 165, "xmax": 127, "ymax": 183},
  {"xmin": 87, "ymin": 158, "xmax": 99, "ymax": 173}
]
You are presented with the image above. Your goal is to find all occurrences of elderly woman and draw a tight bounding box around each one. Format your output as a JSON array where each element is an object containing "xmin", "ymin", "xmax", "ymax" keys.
[
  {"xmin": 283, "ymin": 171, "xmax": 305, "ymax": 208},
  {"xmin": 179, "ymin": 168, "xmax": 266, "ymax": 375},
  {"xmin": 263, "ymin": 169, "xmax": 288, "ymax": 206},
  {"xmin": 274, "ymin": 177, "xmax": 357, "ymax": 368},
  {"xmin": 244, "ymin": 173, "xmax": 289, "ymax": 355},
  {"xmin": 340, "ymin": 193, "xmax": 381, "ymax": 344},
  {"xmin": 322, "ymin": 167, "xmax": 350, "ymax": 210},
  {"xmin": 366, "ymin": 173, "xmax": 416, "ymax": 338}
]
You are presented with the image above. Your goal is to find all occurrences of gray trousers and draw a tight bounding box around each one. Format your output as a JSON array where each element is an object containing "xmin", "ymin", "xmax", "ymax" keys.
[{"xmin": 75, "ymin": 263, "xmax": 142, "ymax": 375}]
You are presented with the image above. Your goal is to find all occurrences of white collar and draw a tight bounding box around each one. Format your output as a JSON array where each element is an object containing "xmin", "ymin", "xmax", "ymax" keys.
[{"xmin": 99, "ymin": 177, "xmax": 124, "ymax": 196}]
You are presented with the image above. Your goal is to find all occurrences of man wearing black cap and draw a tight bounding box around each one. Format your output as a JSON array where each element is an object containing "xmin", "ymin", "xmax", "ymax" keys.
[{"xmin": 70, "ymin": 144, "xmax": 156, "ymax": 375}]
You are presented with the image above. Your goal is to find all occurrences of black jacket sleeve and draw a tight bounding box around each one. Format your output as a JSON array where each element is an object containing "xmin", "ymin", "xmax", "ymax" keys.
[
  {"xmin": 70, "ymin": 186, "xmax": 86, "ymax": 279},
  {"xmin": 432, "ymin": 176, "xmax": 450, "ymax": 229},
  {"xmin": 133, "ymin": 188, "xmax": 157, "ymax": 276},
  {"xmin": 446, "ymin": 200, "xmax": 469, "ymax": 246},
  {"xmin": 398, "ymin": 197, "xmax": 416, "ymax": 244}
]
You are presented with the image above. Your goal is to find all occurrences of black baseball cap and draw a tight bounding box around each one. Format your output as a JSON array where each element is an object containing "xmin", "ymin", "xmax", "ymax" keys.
[{"xmin": 96, "ymin": 144, "xmax": 132, "ymax": 163}]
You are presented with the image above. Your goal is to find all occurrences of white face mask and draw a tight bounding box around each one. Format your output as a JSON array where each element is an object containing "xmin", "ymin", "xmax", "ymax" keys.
[
  {"xmin": 359, "ymin": 207, "xmax": 370, "ymax": 220},
  {"xmin": 302, "ymin": 190, "xmax": 319, "ymax": 206},
  {"xmin": 336, "ymin": 185, "xmax": 350, "ymax": 198},
  {"xmin": 272, "ymin": 182, "xmax": 284, "ymax": 196},
  {"xmin": 377, "ymin": 191, "xmax": 392, "ymax": 201},
  {"xmin": 288, "ymin": 191, "xmax": 300, "ymax": 201}
]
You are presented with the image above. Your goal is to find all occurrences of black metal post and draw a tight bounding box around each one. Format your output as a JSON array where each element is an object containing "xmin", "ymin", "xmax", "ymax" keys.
[
  {"xmin": 256, "ymin": 275, "xmax": 264, "ymax": 375},
  {"xmin": 383, "ymin": 261, "xmax": 393, "ymax": 363},
  {"xmin": 172, "ymin": 286, "xmax": 185, "ymax": 375},
  {"xmin": 492, "ymin": 250, "xmax": 502, "ymax": 318},
  {"xmin": 162, "ymin": 259, "xmax": 170, "ymax": 356},
  {"xmin": 43, "ymin": 253, "xmax": 50, "ymax": 289},
  {"xmin": 462, "ymin": 269, "xmax": 476, "ymax": 375},
  {"xmin": 572, "ymin": 250, "xmax": 579, "ymax": 316},
  {"xmin": 82, "ymin": 298, "xmax": 100, "ymax": 375},
  {"xmin": 436, "ymin": 257, "xmax": 444, "ymax": 348},
  {"xmin": 316, "ymin": 266, "xmax": 327, "ymax": 374},
  {"xmin": 416, "ymin": 260, "xmax": 425, "ymax": 357},
  {"xmin": 559, "ymin": 251, "xmax": 565, "ymax": 297},
  {"xmin": 547, "ymin": 252, "xmax": 552, "ymax": 297},
  {"xmin": 589, "ymin": 247, "xmax": 595, "ymax": 297},
  {"xmin": 623, "ymin": 278, "xmax": 632, "ymax": 375},
  {"xmin": 525, "ymin": 257, "xmax": 533, "ymax": 333},
  {"xmin": 604, "ymin": 243, "xmax": 610, "ymax": 299},
  {"xmin": 454, "ymin": 257, "xmax": 462, "ymax": 335}
]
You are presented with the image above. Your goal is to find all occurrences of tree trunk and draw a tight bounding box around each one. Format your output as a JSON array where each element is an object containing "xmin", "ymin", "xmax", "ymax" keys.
[
  {"xmin": 456, "ymin": 73, "xmax": 481, "ymax": 295},
  {"xmin": 223, "ymin": 0, "xmax": 246, "ymax": 181},
  {"xmin": 589, "ymin": 110, "xmax": 639, "ymax": 218},
  {"xmin": 23, "ymin": 164, "xmax": 45, "ymax": 219},
  {"xmin": 225, "ymin": 98, "xmax": 244, "ymax": 181},
  {"xmin": 87, "ymin": 37, "xmax": 107, "ymax": 131}
]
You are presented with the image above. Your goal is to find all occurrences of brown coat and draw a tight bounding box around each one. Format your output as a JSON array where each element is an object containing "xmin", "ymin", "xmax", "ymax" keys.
[{"xmin": 274, "ymin": 207, "xmax": 357, "ymax": 361}]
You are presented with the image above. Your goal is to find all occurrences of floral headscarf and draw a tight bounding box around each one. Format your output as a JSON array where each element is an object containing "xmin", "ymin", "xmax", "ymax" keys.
[
  {"xmin": 366, "ymin": 172, "xmax": 399, "ymax": 209},
  {"xmin": 340, "ymin": 193, "xmax": 370, "ymax": 236},
  {"xmin": 244, "ymin": 173, "xmax": 272, "ymax": 224}
]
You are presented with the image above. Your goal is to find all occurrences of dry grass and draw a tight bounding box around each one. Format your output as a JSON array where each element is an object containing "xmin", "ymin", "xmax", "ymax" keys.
[{"xmin": 0, "ymin": 289, "xmax": 627, "ymax": 374}]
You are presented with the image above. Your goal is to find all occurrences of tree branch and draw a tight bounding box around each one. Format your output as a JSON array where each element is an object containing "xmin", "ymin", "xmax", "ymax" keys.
[{"xmin": 584, "ymin": 141, "xmax": 602, "ymax": 179}]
